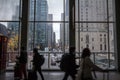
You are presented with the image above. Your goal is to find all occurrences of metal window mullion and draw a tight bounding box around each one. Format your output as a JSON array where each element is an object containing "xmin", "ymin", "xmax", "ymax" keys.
[
  {"xmin": 112, "ymin": 0, "xmax": 117, "ymax": 69},
  {"xmin": 18, "ymin": 0, "xmax": 22, "ymax": 53},
  {"xmin": 106, "ymin": 0, "xmax": 111, "ymax": 68},
  {"xmin": 0, "ymin": 20, "xmax": 19, "ymax": 22},
  {"xmin": 0, "ymin": 20, "xmax": 115, "ymax": 23},
  {"xmin": 77, "ymin": 0, "xmax": 81, "ymax": 65},
  {"xmin": 0, "ymin": 20, "xmax": 114, "ymax": 23},
  {"xmin": 63, "ymin": 0, "xmax": 65, "ymax": 53},
  {"xmin": 33, "ymin": 0, "xmax": 36, "ymax": 49},
  {"xmin": 18, "ymin": 0, "xmax": 22, "ymax": 55}
]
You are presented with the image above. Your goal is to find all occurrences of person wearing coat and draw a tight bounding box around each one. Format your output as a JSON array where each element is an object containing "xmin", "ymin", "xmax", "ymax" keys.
[{"xmin": 76, "ymin": 48, "xmax": 107, "ymax": 80}]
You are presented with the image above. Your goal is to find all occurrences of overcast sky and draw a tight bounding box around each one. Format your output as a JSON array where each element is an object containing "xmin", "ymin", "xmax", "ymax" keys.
[
  {"xmin": 0, "ymin": 0, "xmax": 19, "ymax": 26},
  {"xmin": 47, "ymin": 0, "xmax": 64, "ymax": 41},
  {"xmin": 0, "ymin": 0, "xmax": 64, "ymax": 42}
]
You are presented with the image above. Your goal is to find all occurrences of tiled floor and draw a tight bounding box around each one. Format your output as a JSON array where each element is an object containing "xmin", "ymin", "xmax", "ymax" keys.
[{"xmin": 0, "ymin": 71, "xmax": 120, "ymax": 80}]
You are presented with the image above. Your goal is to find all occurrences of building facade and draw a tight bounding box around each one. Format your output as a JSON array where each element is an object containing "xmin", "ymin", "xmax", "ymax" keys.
[
  {"xmin": 28, "ymin": 0, "xmax": 49, "ymax": 50},
  {"xmin": 8, "ymin": 0, "xmax": 54, "ymax": 51},
  {"xmin": 60, "ymin": 0, "xmax": 114, "ymax": 52},
  {"xmin": 75, "ymin": 0, "xmax": 114, "ymax": 52}
]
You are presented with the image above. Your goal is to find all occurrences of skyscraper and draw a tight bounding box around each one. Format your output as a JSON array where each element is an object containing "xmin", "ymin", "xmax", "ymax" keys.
[
  {"xmin": 47, "ymin": 14, "xmax": 54, "ymax": 50},
  {"xmin": 60, "ymin": 13, "xmax": 64, "ymax": 50},
  {"xmin": 75, "ymin": 0, "xmax": 114, "ymax": 52},
  {"xmin": 8, "ymin": 0, "xmax": 54, "ymax": 51},
  {"xmin": 60, "ymin": 0, "xmax": 69, "ymax": 51},
  {"xmin": 8, "ymin": 5, "xmax": 19, "ymax": 38},
  {"xmin": 28, "ymin": 0, "xmax": 49, "ymax": 50},
  {"xmin": 60, "ymin": 0, "xmax": 114, "ymax": 52}
]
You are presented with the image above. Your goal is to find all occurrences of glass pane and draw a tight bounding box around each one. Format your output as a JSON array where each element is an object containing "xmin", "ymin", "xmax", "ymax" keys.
[
  {"xmin": 0, "ymin": 22, "xmax": 20, "ymax": 70},
  {"xmin": 27, "ymin": 52, "xmax": 63, "ymax": 70},
  {"xmin": 28, "ymin": 22, "xmax": 56, "ymax": 51},
  {"xmin": 75, "ymin": 23, "xmax": 114, "ymax": 52},
  {"xmin": 108, "ymin": 0, "xmax": 114, "ymax": 21},
  {"xmin": 28, "ymin": 22, "xmax": 63, "ymax": 69},
  {"xmin": 108, "ymin": 23, "xmax": 115, "ymax": 69},
  {"xmin": 28, "ymin": 22, "xmax": 70, "ymax": 69},
  {"xmin": 94, "ymin": 52, "xmax": 115, "ymax": 69},
  {"xmin": 49, "ymin": 52, "xmax": 63, "ymax": 69},
  {"xmin": 29, "ymin": 0, "xmax": 69, "ymax": 21},
  {"xmin": 65, "ymin": 0, "xmax": 69, "ymax": 21},
  {"xmin": 27, "ymin": 52, "xmax": 49, "ymax": 69},
  {"xmin": 0, "ymin": 0, "xmax": 20, "ymax": 21},
  {"xmin": 28, "ymin": 22, "xmax": 69, "ymax": 52},
  {"xmin": 60, "ymin": 23, "xmax": 69, "ymax": 52},
  {"xmin": 75, "ymin": 0, "xmax": 115, "ymax": 21},
  {"xmin": 75, "ymin": 23, "xmax": 115, "ymax": 69}
]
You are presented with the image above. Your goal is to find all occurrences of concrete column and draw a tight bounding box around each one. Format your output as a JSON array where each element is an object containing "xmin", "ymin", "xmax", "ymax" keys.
[
  {"xmin": 115, "ymin": 0, "xmax": 120, "ymax": 72},
  {"xmin": 69, "ymin": 0, "xmax": 75, "ymax": 48},
  {"xmin": 20, "ymin": 0, "xmax": 29, "ymax": 50}
]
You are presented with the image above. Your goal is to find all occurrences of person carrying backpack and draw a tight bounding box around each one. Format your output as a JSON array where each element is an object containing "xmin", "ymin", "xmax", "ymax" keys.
[
  {"xmin": 60, "ymin": 47, "xmax": 79, "ymax": 80},
  {"xmin": 32, "ymin": 48, "xmax": 45, "ymax": 80}
]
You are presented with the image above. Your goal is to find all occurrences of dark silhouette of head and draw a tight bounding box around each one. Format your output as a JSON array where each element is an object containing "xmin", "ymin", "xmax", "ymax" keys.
[
  {"xmin": 69, "ymin": 46, "xmax": 75, "ymax": 53},
  {"xmin": 81, "ymin": 48, "xmax": 91, "ymax": 58},
  {"xmin": 21, "ymin": 46, "xmax": 25, "ymax": 51},
  {"xmin": 33, "ymin": 48, "xmax": 38, "ymax": 54},
  {"xmin": 21, "ymin": 47, "xmax": 26, "ymax": 53}
]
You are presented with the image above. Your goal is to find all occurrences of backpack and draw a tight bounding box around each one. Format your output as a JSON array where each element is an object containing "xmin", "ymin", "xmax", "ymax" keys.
[
  {"xmin": 38, "ymin": 55, "xmax": 45, "ymax": 66},
  {"xmin": 59, "ymin": 53, "xmax": 70, "ymax": 71}
]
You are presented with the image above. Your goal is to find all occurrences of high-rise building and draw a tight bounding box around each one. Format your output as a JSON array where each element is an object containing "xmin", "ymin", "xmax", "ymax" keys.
[
  {"xmin": 28, "ymin": 0, "xmax": 49, "ymax": 50},
  {"xmin": 8, "ymin": 0, "xmax": 54, "ymax": 51},
  {"xmin": 60, "ymin": 13, "xmax": 64, "ymax": 50},
  {"xmin": 75, "ymin": 0, "xmax": 114, "ymax": 52},
  {"xmin": 47, "ymin": 14, "xmax": 54, "ymax": 50},
  {"xmin": 60, "ymin": 0, "xmax": 69, "ymax": 51},
  {"xmin": 8, "ymin": 5, "xmax": 19, "ymax": 38},
  {"xmin": 52, "ymin": 32, "xmax": 56, "ymax": 49},
  {"xmin": 60, "ymin": 0, "xmax": 114, "ymax": 52}
]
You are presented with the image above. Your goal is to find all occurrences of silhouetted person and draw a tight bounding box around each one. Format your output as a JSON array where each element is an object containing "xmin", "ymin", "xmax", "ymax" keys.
[
  {"xmin": 62, "ymin": 47, "xmax": 79, "ymax": 80},
  {"xmin": 76, "ymin": 48, "xmax": 107, "ymax": 80},
  {"xmin": 19, "ymin": 47, "xmax": 28, "ymax": 80},
  {"xmin": 33, "ymin": 48, "xmax": 44, "ymax": 80}
]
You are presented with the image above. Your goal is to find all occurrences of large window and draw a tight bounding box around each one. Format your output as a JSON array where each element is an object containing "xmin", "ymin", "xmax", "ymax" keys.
[
  {"xmin": 27, "ymin": 0, "xmax": 69, "ymax": 69},
  {"xmin": 0, "ymin": 0, "xmax": 115, "ymax": 70},
  {"xmin": 0, "ymin": 0, "xmax": 21, "ymax": 70},
  {"xmin": 75, "ymin": 0, "xmax": 115, "ymax": 69}
]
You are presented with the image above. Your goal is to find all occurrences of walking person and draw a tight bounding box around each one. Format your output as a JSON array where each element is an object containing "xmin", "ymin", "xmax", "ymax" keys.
[
  {"xmin": 19, "ymin": 47, "xmax": 28, "ymax": 80},
  {"xmin": 76, "ymin": 48, "xmax": 107, "ymax": 80},
  {"xmin": 61, "ymin": 47, "xmax": 79, "ymax": 80},
  {"xmin": 32, "ymin": 48, "xmax": 44, "ymax": 80}
]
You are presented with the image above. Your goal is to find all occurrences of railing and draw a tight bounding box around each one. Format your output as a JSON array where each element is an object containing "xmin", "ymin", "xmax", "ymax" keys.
[{"xmin": 6, "ymin": 51, "xmax": 115, "ymax": 70}]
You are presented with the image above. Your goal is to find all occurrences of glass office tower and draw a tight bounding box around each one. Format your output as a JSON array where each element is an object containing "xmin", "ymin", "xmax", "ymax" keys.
[{"xmin": 28, "ymin": 0, "xmax": 49, "ymax": 50}]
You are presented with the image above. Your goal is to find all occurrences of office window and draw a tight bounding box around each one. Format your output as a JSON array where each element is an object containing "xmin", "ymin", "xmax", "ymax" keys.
[
  {"xmin": 92, "ymin": 46, "xmax": 94, "ymax": 50},
  {"xmin": 81, "ymin": 38, "xmax": 83, "ymax": 41},
  {"xmin": 0, "ymin": 0, "xmax": 115, "ymax": 70},
  {"xmin": 104, "ymin": 44, "xmax": 107, "ymax": 50},
  {"xmin": 92, "ymin": 38, "xmax": 94, "ymax": 41},
  {"xmin": 86, "ymin": 44, "xmax": 89, "ymax": 48},
  {"xmin": 28, "ymin": 0, "xmax": 69, "ymax": 69},
  {"xmin": 75, "ymin": 0, "xmax": 115, "ymax": 69},
  {"xmin": 100, "ymin": 38, "xmax": 102, "ymax": 42},
  {"xmin": 100, "ymin": 44, "xmax": 102, "ymax": 50}
]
